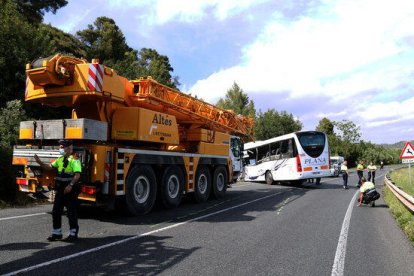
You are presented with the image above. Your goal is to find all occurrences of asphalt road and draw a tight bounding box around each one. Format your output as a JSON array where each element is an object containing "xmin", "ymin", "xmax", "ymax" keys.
[{"xmin": 1, "ymin": 166, "xmax": 414, "ymax": 275}]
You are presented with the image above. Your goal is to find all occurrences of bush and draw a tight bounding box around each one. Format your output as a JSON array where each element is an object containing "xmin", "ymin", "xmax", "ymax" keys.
[{"xmin": 0, "ymin": 100, "xmax": 27, "ymax": 202}]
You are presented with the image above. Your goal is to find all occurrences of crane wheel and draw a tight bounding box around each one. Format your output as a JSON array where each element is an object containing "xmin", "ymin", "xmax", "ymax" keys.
[
  {"xmin": 212, "ymin": 166, "xmax": 227, "ymax": 199},
  {"xmin": 194, "ymin": 166, "xmax": 211, "ymax": 203},
  {"xmin": 161, "ymin": 165, "xmax": 184, "ymax": 209},
  {"xmin": 125, "ymin": 165, "xmax": 157, "ymax": 215}
]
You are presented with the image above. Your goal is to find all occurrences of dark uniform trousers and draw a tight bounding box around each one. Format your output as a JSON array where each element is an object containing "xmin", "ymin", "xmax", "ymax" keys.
[
  {"xmin": 367, "ymin": 171, "xmax": 376, "ymax": 183},
  {"xmin": 357, "ymin": 171, "xmax": 363, "ymax": 186},
  {"xmin": 342, "ymin": 173, "xmax": 348, "ymax": 187},
  {"xmin": 53, "ymin": 174, "xmax": 80, "ymax": 234}
]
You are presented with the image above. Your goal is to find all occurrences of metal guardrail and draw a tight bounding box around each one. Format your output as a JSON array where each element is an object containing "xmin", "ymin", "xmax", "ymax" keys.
[{"xmin": 384, "ymin": 173, "xmax": 414, "ymax": 213}]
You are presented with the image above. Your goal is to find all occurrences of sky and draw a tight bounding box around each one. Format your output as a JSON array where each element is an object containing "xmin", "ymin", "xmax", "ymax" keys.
[{"xmin": 43, "ymin": 0, "xmax": 414, "ymax": 144}]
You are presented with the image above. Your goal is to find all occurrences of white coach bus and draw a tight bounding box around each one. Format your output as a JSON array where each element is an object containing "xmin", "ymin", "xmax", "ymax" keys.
[{"xmin": 243, "ymin": 131, "xmax": 330, "ymax": 185}]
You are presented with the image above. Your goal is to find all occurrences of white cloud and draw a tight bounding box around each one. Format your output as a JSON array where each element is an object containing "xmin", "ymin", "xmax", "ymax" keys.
[
  {"xmin": 356, "ymin": 97, "xmax": 414, "ymax": 126},
  {"xmin": 45, "ymin": 8, "xmax": 93, "ymax": 33},
  {"xmin": 185, "ymin": 0, "xmax": 414, "ymax": 143},
  {"xmin": 108, "ymin": 0, "xmax": 268, "ymax": 25}
]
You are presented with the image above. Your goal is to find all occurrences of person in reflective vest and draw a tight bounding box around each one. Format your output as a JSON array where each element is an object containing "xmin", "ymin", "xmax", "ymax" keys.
[
  {"xmin": 358, "ymin": 177, "xmax": 379, "ymax": 207},
  {"xmin": 367, "ymin": 162, "xmax": 377, "ymax": 183},
  {"xmin": 34, "ymin": 139, "xmax": 82, "ymax": 242},
  {"xmin": 356, "ymin": 160, "xmax": 365, "ymax": 187},
  {"xmin": 341, "ymin": 160, "xmax": 349, "ymax": 189}
]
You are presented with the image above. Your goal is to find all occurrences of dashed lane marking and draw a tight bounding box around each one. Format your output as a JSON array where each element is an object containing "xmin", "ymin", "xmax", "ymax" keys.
[{"xmin": 276, "ymin": 197, "xmax": 290, "ymax": 215}]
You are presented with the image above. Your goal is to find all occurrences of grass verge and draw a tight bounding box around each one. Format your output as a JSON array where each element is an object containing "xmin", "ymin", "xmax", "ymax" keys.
[
  {"xmin": 383, "ymin": 183, "xmax": 414, "ymax": 246},
  {"xmin": 389, "ymin": 168, "xmax": 414, "ymax": 194}
]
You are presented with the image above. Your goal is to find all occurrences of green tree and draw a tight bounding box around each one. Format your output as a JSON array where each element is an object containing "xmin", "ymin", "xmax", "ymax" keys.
[
  {"xmin": 133, "ymin": 48, "xmax": 180, "ymax": 88},
  {"xmin": 316, "ymin": 117, "xmax": 334, "ymax": 135},
  {"xmin": 0, "ymin": 100, "xmax": 27, "ymax": 149},
  {"xmin": 0, "ymin": 100, "xmax": 28, "ymax": 201},
  {"xmin": 334, "ymin": 119, "xmax": 361, "ymax": 143},
  {"xmin": 36, "ymin": 24, "xmax": 87, "ymax": 58},
  {"xmin": 14, "ymin": 0, "xmax": 68, "ymax": 24},
  {"xmin": 316, "ymin": 117, "xmax": 341, "ymax": 156},
  {"xmin": 254, "ymin": 109, "xmax": 302, "ymax": 140},
  {"xmin": 77, "ymin": 16, "xmax": 133, "ymax": 67},
  {"xmin": 0, "ymin": 0, "xmax": 39, "ymax": 105},
  {"xmin": 216, "ymin": 82, "xmax": 255, "ymax": 118},
  {"xmin": 77, "ymin": 18, "xmax": 179, "ymax": 88},
  {"xmin": 331, "ymin": 119, "xmax": 361, "ymax": 165},
  {"xmin": 0, "ymin": 1, "xmax": 75, "ymax": 106}
]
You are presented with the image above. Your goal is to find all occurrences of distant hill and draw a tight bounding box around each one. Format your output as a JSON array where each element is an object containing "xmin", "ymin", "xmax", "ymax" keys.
[{"xmin": 379, "ymin": 141, "xmax": 414, "ymax": 149}]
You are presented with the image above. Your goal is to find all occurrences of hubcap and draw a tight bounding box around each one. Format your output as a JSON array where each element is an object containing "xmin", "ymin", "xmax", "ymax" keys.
[
  {"xmin": 266, "ymin": 172, "xmax": 272, "ymax": 182},
  {"xmin": 134, "ymin": 175, "xmax": 150, "ymax": 203},
  {"xmin": 167, "ymin": 175, "xmax": 180, "ymax": 198},
  {"xmin": 198, "ymin": 174, "xmax": 207, "ymax": 194},
  {"xmin": 216, "ymin": 172, "xmax": 225, "ymax": 191}
]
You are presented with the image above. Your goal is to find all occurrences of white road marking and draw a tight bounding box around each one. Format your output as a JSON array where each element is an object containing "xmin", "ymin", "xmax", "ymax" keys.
[
  {"xmin": 0, "ymin": 213, "xmax": 47, "ymax": 221},
  {"xmin": 4, "ymin": 192, "xmax": 281, "ymax": 275},
  {"xmin": 331, "ymin": 191, "xmax": 359, "ymax": 276}
]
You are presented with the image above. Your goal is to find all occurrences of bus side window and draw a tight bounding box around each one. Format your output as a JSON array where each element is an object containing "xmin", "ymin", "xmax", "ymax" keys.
[
  {"xmin": 280, "ymin": 139, "xmax": 289, "ymax": 158},
  {"xmin": 257, "ymin": 145, "xmax": 269, "ymax": 163},
  {"xmin": 287, "ymin": 139, "xmax": 294, "ymax": 158},
  {"xmin": 270, "ymin": 142, "xmax": 281, "ymax": 160}
]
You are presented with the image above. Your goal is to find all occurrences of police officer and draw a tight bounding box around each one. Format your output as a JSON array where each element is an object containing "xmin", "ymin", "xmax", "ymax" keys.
[
  {"xmin": 356, "ymin": 160, "xmax": 365, "ymax": 187},
  {"xmin": 34, "ymin": 140, "xmax": 82, "ymax": 242},
  {"xmin": 367, "ymin": 162, "xmax": 377, "ymax": 183},
  {"xmin": 341, "ymin": 160, "xmax": 349, "ymax": 189},
  {"xmin": 358, "ymin": 177, "xmax": 377, "ymax": 207}
]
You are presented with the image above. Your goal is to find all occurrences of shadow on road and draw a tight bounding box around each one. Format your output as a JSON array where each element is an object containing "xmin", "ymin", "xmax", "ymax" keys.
[
  {"xmin": 0, "ymin": 235, "xmax": 200, "ymax": 275},
  {"xmin": 0, "ymin": 242, "xmax": 49, "ymax": 251},
  {"xmin": 75, "ymin": 186, "xmax": 310, "ymax": 227}
]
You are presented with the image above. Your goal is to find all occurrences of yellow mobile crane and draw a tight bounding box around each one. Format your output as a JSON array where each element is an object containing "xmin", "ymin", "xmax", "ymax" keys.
[{"xmin": 12, "ymin": 54, "xmax": 254, "ymax": 214}]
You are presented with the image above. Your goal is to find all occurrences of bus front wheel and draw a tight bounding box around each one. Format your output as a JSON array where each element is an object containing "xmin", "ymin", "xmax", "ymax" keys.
[{"xmin": 265, "ymin": 171, "xmax": 274, "ymax": 185}]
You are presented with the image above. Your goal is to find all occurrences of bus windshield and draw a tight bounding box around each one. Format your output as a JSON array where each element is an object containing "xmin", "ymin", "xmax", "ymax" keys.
[{"xmin": 296, "ymin": 132, "xmax": 326, "ymax": 158}]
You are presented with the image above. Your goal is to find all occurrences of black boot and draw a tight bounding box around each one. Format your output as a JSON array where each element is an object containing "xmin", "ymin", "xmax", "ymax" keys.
[{"xmin": 47, "ymin": 234, "xmax": 63, "ymax": 241}]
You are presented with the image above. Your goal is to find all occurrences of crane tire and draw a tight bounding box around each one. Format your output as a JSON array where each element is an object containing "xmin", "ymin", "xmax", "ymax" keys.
[
  {"xmin": 125, "ymin": 165, "xmax": 157, "ymax": 215},
  {"xmin": 194, "ymin": 166, "xmax": 211, "ymax": 203},
  {"xmin": 212, "ymin": 166, "xmax": 227, "ymax": 199},
  {"xmin": 161, "ymin": 165, "xmax": 184, "ymax": 209}
]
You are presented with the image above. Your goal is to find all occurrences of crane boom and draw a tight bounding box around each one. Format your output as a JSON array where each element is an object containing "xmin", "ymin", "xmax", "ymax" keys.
[{"xmin": 128, "ymin": 78, "xmax": 253, "ymax": 139}]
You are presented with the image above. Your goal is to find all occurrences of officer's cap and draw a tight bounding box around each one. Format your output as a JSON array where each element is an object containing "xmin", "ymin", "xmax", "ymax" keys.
[{"xmin": 58, "ymin": 139, "xmax": 73, "ymax": 147}]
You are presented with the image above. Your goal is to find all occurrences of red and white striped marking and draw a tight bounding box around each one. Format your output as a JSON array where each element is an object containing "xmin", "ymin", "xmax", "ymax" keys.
[
  {"xmin": 87, "ymin": 64, "xmax": 104, "ymax": 92},
  {"xmin": 104, "ymin": 163, "xmax": 110, "ymax": 182},
  {"xmin": 25, "ymin": 77, "xmax": 29, "ymax": 98}
]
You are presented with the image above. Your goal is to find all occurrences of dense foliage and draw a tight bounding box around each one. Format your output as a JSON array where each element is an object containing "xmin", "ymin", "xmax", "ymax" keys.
[
  {"xmin": 216, "ymin": 82, "xmax": 255, "ymax": 118},
  {"xmin": 315, "ymin": 117, "xmax": 400, "ymax": 166},
  {"xmin": 77, "ymin": 17, "xmax": 180, "ymax": 88},
  {"xmin": 0, "ymin": 101, "xmax": 28, "ymax": 201},
  {"xmin": 254, "ymin": 109, "xmax": 303, "ymax": 140}
]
